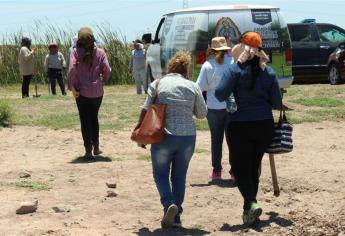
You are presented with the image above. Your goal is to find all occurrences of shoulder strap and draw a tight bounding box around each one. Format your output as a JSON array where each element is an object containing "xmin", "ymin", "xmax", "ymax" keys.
[{"xmin": 152, "ymin": 79, "xmax": 161, "ymax": 104}]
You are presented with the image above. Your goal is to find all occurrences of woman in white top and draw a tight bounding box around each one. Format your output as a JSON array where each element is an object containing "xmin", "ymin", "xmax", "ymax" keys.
[
  {"xmin": 196, "ymin": 36, "xmax": 234, "ymax": 180},
  {"xmin": 18, "ymin": 37, "xmax": 35, "ymax": 98}
]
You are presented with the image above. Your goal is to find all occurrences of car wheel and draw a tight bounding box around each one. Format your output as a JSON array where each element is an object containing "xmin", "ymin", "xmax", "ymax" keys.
[
  {"xmin": 329, "ymin": 65, "xmax": 341, "ymax": 85},
  {"xmin": 146, "ymin": 66, "xmax": 154, "ymax": 85}
]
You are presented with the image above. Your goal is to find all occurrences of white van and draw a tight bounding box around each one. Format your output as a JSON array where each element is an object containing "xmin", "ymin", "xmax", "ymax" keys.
[{"xmin": 142, "ymin": 5, "xmax": 293, "ymax": 88}]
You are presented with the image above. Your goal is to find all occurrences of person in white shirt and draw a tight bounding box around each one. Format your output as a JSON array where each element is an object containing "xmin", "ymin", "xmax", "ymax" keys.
[
  {"xmin": 18, "ymin": 37, "xmax": 35, "ymax": 98},
  {"xmin": 196, "ymin": 36, "xmax": 234, "ymax": 181},
  {"xmin": 44, "ymin": 43, "xmax": 66, "ymax": 95},
  {"xmin": 129, "ymin": 39, "xmax": 147, "ymax": 94}
]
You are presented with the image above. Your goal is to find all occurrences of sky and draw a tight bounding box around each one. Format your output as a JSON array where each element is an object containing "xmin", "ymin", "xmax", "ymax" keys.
[{"xmin": 0, "ymin": 0, "xmax": 344, "ymax": 43}]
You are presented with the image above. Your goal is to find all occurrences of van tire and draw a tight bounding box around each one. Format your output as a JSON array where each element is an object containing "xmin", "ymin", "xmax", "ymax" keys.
[
  {"xmin": 146, "ymin": 66, "xmax": 154, "ymax": 85},
  {"xmin": 329, "ymin": 64, "xmax": 342, "ymax": 85}
]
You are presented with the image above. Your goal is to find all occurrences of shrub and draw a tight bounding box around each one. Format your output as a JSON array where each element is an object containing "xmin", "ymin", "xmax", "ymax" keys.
[{"xmin": 0, "ymin": 99, "xmax": 13, "ymax": 127}]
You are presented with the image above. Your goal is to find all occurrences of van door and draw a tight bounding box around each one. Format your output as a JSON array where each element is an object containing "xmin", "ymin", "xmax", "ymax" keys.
[
  {"xmin": 316, "ymin": 24, "xmax": 345, "ymax": 67},
  {"xmin": 146, "ymin": 17, "xmax": 165, "ymax": 80},
  {"xmin": 288, "ymin": 24, "xmax": 320, "ymax": 79}
]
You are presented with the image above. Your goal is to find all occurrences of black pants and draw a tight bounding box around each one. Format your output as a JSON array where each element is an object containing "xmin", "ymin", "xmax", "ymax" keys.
[
  {"xmin": 22, "ymin": 75, "xmax": 32, "ymax": 98},
  {"xmin": 48, "ymin": 68, "xmax": 66, "ymax": 95},
  {"xmin": 227, "ymin": 119, "xmax": 274, "ymax": 211},
  {"xmin": 76, "ymin": 95, "xmax": 103, "ymax": 153}
]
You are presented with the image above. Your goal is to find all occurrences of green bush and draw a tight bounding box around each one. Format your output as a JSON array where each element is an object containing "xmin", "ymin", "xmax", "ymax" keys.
[{"xmin": 0, "ymin": 99, "xmax": 13, "ymax": 127}]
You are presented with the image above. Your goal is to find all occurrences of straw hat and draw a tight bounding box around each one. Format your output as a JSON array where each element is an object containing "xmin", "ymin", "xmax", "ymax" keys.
[
  {"xmin": 211, "ymin": 37, "xmax": 231, "ymax": 51},
  {"xmin": 48, "ymin": 42, "xmax": 58, "ymax": 49}
]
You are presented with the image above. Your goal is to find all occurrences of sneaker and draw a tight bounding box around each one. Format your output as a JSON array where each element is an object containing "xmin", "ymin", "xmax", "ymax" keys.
[
  {"xmin": 208, "ymin": 171, "xmax": 221, "ymax": 180},
  {"xmin": 161, "ymin": 204, "xmax": 178, "ymax": 229},
  {"xmin": 93, "ymin": 147, "xmax": 103, "ymax": 156},
  {"xmin": 242, "ymin": 202, "xmax": 262, "ymax": 227},
  {"xmin": 250, "ymin": 202, "xmax": 262, "ymax": 221},
  {"xmin": 173, "ymin": 214, "xmax": 182, "ymax": 227}
]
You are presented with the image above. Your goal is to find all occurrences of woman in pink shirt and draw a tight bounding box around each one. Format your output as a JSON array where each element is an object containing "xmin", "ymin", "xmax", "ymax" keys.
[{"xmin": 68, "ymin": 27, "xmax": 111, "ymax": 159}]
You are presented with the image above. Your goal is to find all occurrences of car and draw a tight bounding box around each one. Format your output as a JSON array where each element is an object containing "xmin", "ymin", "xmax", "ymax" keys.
[
  {"xmin": 328, "ymin": 41, "xmax": 345, "ymax": 85},
  {"xmin": 142, "ymin": 5, "xmax": 293, "ymax": 88},
  {"xmin": 287, "ymin": 20, "xmax": 345, "ymax": 84}
]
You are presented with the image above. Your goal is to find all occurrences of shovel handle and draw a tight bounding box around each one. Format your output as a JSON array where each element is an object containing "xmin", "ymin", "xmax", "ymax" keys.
[{"xmin": 269, "ymin": 153, "xmax": 280, "ymax": 197}]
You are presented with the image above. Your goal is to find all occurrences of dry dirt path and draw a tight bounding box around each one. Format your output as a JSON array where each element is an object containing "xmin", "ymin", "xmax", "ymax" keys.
[{"xmin": 0, "ymin": 122, "xmax": 345, "ymax": 235}]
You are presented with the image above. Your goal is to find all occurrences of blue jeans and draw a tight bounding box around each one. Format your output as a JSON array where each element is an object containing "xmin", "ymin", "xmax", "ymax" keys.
[
  {"xmin": 207, "ymin": 109, "xmax": 229, "ymax": 172},
  {"xmin": 151, "ymin": 134, "xmax": 196, "ymax": 212}
]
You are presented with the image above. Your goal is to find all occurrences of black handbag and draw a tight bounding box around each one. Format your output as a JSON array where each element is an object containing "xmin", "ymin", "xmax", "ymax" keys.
[{"xmin": 266, "ymin": 104, "xmax": 293, "ymax": 154}]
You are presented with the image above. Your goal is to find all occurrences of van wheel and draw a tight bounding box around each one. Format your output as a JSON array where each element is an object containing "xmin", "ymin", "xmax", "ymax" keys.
[
  {"xmin": 329, "ymin": 65, "xmax": 341, "ymax": 85},
  {"xmin": 146, "ymin": 66, "xmax": 154, "ymax": 85}
]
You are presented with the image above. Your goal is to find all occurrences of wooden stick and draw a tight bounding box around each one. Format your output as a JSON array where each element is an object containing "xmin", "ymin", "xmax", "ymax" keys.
[{"xmin": 269, "ymin": 153, "xmax": 280, "ymax": 197}]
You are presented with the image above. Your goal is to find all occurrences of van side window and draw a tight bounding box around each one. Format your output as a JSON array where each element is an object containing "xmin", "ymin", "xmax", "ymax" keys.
[
  {"xmin": 154, "ymin": 18, "xmax": 165, "ymax": 43},
  {"xmin": 289, "ymin": 25, "xmax": 313, "ymax": 42},
  {"xmin": 317, "ymin": 25, "xmax": 345, "ymax": 42}
]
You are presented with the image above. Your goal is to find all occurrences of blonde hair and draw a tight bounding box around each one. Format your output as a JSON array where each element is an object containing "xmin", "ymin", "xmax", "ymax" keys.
[
  {"xmin": 167, "ymin": 51, "xmax": 191, "ymax": 78},
  {"xmin": 206, "ymin": 48, "xmax": 225, "ymax": 64}
]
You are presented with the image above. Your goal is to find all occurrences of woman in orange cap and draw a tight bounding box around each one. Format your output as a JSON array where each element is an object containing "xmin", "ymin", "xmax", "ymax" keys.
[{"xmin": 215, "ymin": 31, "xmax": 283, "ymax": 226}]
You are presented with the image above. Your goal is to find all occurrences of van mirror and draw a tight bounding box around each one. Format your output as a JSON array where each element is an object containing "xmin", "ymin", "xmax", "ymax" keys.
[{"xmin": 142, "ymin": 33, "xmax": 152, "ymax": 44}]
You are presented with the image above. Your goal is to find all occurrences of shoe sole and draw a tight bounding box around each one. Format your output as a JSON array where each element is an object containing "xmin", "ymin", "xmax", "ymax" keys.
[{"xmin": 161, "ymin": 204, "xmax": 178, "ymax": 229}]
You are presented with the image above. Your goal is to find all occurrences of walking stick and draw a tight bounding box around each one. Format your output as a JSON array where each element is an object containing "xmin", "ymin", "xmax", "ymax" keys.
[{"xmin": 269, "ymin": 153, "xmax": 280, "ymax": 196}]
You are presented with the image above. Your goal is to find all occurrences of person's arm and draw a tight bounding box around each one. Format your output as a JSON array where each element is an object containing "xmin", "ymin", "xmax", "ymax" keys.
[
  {"xmin": 43, "ymin": 55, "xmax": 49, "ymax": 74},
  {"xmin": 268, "ymin": 69, "xmax": 283, "ymax": 109},
  {"xmin": 193, "ymin": 85, "xmax": 208, "ymax": 119},
  {"xmin": 67, "ymin": 49, "xmax": 79, "ymax": 97},
  {"xmin": 22, "ymin": 47, "xmax": 34, "ymax": 61},
  {"xmin": 215, "ymin": 64, "xmax": 237, "ymax": 102},
  {"xmin": 196, "ymin": 63, "xmax": 209, "ymax": 92},
  {"xmin": 60, "ymin": 52, "xmax": 66, "ymax": 68},
  {"xmin": 100, "ymin": 49, "xmax": 111, "ymax": 81}
]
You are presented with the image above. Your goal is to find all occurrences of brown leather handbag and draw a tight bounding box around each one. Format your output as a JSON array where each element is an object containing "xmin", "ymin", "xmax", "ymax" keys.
[{"xmin": 131, "ymin": 79, "xmax": 166, "ymax": 144}]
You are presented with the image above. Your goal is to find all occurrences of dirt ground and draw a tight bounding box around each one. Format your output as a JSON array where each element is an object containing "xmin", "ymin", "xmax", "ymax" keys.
[{"xmin": 0, "ymin": 121, "xmax": 345, "ymax": 236}]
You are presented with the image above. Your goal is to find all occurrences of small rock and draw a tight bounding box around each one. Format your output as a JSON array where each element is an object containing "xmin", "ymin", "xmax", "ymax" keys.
[
  {"xmin": 52, "ymin": 205, "xmax": 70, "ymax": 213},
  {"xmin": 106, "ymin": 182, "xmax": 117, "ymax": 188},
  {"xmin": 106, "ymin": 190, "xmax": 118, "ymax": 197},
  {"xmin": 265, "ymin": 199, "xmax": 271, "ymax": 203},
  {"xmin": 63, "ymin": 221, "xmax": 71, "ymax": 227},
  {"xmin": 19, "ymin": 170, "xmax": 31, "ymax": 178},
  {"xmin": 16, "ymin": 200, "xmax": 38, "ymax": 214}
]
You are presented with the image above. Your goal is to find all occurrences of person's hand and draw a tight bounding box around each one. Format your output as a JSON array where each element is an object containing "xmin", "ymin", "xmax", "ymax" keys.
[
  {"xmin": 100, "ymin": 73, "xmax": 105, "ymax": 81},
  {"xmin": 71, "ymin": 87, "xmax": 80, "ymax": 98}
]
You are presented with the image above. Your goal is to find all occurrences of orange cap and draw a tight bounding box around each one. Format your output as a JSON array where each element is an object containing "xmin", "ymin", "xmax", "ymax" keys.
[{"xmin": 240, "ymin": 32, "xmax": 262, "ymax": 48}]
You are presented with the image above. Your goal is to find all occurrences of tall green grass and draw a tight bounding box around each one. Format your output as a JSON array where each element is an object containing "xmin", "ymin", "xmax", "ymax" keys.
[{"xmin": 0, "ymin": 21, "xmax": 133, "ymax": 85}]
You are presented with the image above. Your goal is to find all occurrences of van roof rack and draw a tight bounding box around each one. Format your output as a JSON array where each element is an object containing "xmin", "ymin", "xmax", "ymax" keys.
[{"xmin": 300, "ymin": 19, "xmax": 316, "ymax": 23}]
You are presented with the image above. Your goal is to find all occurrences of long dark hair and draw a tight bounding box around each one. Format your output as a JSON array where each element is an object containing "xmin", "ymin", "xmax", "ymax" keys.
[
  {"xmin": 77, "ymin": 27, "xmax": 96, "ymax": 67},
  {"xmin": 245, "ymin": 55, "xmax": 261, "ymax": 89}
]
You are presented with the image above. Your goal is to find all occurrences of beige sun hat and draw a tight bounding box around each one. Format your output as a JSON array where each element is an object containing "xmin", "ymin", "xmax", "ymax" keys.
[{"xmin": 211, "ymin": 37, "xmax": 231, "ymax": 51}]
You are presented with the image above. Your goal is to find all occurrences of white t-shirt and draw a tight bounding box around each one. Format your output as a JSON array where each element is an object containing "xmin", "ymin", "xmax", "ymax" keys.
[{"xmin": 196, "ymin": 54, "xmax": 234, "ymax": 109}]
